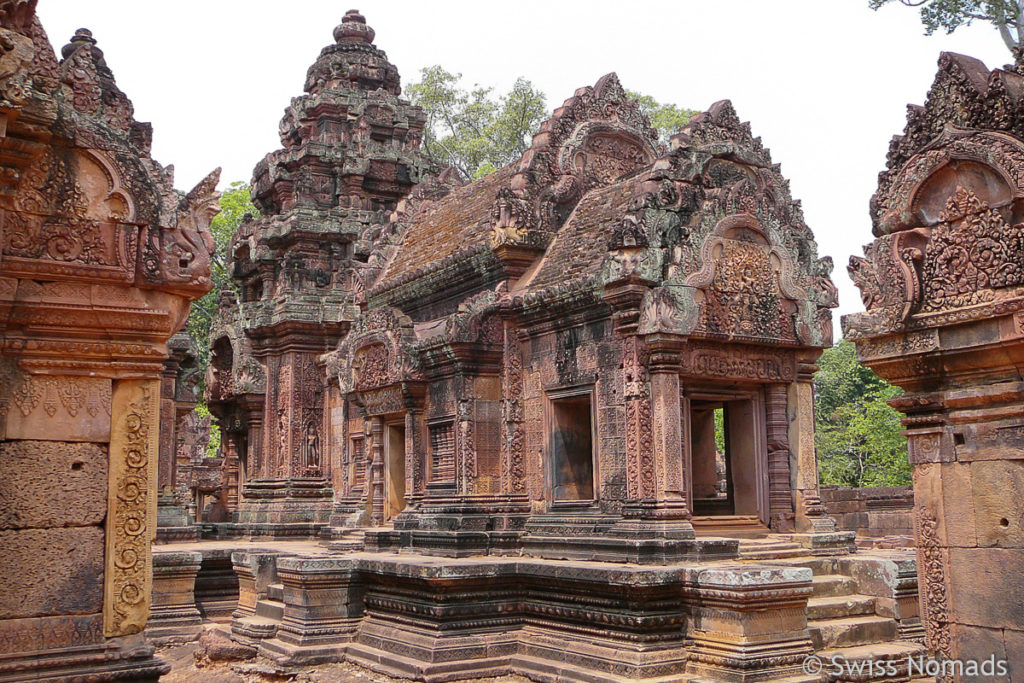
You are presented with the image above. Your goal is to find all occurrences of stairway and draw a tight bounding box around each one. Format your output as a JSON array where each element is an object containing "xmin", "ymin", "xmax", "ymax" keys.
[
  {"xmin": 326, "ymin": 527, "xmax": 366, "ymax": 552},
  {"xmin": 230, "ymin": 582, "xmax": 285, "ymax": 646},
  {"xmin": 736, "ymin": 537, "xmax": 806, "ymax": 560},
  {"xmin": 798, "ymin": 559, "xmax": 927, "ymax": 681}
]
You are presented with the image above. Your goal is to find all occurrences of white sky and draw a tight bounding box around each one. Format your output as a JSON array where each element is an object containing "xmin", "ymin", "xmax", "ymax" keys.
[{"xmin": 37, "ymin": 1, "xmax": 1011, "ymax": 325}]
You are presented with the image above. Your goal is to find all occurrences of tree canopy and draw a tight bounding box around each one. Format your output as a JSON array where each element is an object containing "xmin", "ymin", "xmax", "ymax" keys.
[
  {"xmin": 406, "ymin": 67, "xmax": 699, "ymax": 180},
  {"xmin": 185, "ymin": 181, "xmax": 257, "ymax": 370},
  {"xmin": 869, "ymin": 0, "xmax": 1024, "ymax": 53},
  {"xmin": 626, "ymin": 90, "xmax": 699, "ymax": 146},
  {"xmin": 407, "ymin": 66, "xmax": 548, "ymax": 180},
  {"xmin": 814, "ymin": 340, "xmax": 912, "ymax": 487}
]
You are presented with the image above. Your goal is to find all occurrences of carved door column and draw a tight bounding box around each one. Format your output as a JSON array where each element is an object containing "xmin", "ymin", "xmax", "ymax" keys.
[
  {"xmin": 649, "ymin": 347, "xmax": 688, "ymax": 504},
  {"xmin": 787, "ymin": 361, "xmax": 833, "ymax": 533},
  {"xmin": 765, "ymin": 383, "xmax": 795, "ymax": 531},
  {"xmin": 405, "ymin": 409, "xmax": 424, "ymax": 504},
  {"xmin": 369, "ymin": 417, "xmax": 385, "ymax": 525},
  {"xmin": 615, "ymin": 334, "xmax": 695, "ymax": 538},
  {"xmin": 157, "ymin": 360, "xmax": 179, "ymax": 494},
  {"xmin": 221, "ymin": 432, "xmax": 241, "ymax": 510}
]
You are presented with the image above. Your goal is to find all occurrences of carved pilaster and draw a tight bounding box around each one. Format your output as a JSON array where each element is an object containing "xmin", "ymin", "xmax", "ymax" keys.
[
  {"xmin": 369, "ymin": 418, "xmax": 384, "ymax": 526},
  {"xmin": 623, "ymin": 334, "xmax": 654, "ymax": 499},
  {"xmin": 765, "ymin": 383, "xmax": 794, "ymax": 531},
  {"xmin": 104, "ymin": 378, "xmax": 160, "ymax": 637},
  {"xmin": 648, "ymin": 343, "xmax": 686, "ymax": 504},
  {"xmin": 500, "ymin": 325, "xmax": 525, "ymax": 494}
]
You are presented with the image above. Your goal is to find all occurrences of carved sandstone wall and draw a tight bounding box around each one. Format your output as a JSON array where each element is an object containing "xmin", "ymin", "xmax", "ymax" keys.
[
  {"xmin": 0, "ymin": 3, "xmax": 214, "ymax": 679},
  {"xmin": 845, "ymin": 52, "xmax": 1024, "ymax": 670}
]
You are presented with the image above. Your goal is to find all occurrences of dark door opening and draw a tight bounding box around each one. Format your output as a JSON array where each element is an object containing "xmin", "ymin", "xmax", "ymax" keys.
[
  {"xmin": 385, "ymin": 424, "xmax": 406, "ymax": 522},
  {"xmin": 549, "ymin": 394, "xmax": 594, "ymax": 501},
  {"xmin": 690, "ymin": 402, "xmax": 733, "ymax": 516}
]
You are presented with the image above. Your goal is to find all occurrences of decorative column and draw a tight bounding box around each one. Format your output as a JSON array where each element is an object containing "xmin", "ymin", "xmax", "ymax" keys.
[
  {"xmin": 787, "ymin": 360, "xmax": 833, "ymax": 534},
  {"xmin": 765, "ymin": 383, "xmax": 795, "ymax": 531},
  {"xmin": 369, "ymin": 418, "xmax": 385, "ymax": 526}
]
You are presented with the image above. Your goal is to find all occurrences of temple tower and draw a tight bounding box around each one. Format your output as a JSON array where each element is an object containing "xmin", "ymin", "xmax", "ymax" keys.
[{"xmin": 211, "ymin": 10, "xmax": 429, "ymax": 536}]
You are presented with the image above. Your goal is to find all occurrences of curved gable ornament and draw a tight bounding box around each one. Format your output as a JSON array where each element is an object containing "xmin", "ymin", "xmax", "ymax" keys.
[
  {"xmin": 640, "ymin": 213, "xmax": 810, "ymax": 342},
  {"xmin": 849, "ymin": 130, "xmax": 1024, "ymax": 337},
  {"xmin": 489, "ymin": 73, "xmax": 658, "ymax": 248},
  {"xmin": 325, "ymin": 305, "xmax": 420, "ymax": 396},
  {"xmin": 873, "ymin": 129, "xmax": 1024, "ymax": 235}
]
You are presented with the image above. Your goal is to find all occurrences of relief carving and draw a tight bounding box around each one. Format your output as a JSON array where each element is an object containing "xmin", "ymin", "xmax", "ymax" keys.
[
  {"xmin": 104, "ymin": 379, "xmax": 159, "ymax": 636},
  {"xmin": 915, "ymin": 506, "xmax": 951, "ymax": 657}
]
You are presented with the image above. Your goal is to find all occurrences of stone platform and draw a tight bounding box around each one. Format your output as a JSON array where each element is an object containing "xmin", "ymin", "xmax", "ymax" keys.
[{"xmin": 142, "ymin": 535, "xmax": 928, "ymax": 683}]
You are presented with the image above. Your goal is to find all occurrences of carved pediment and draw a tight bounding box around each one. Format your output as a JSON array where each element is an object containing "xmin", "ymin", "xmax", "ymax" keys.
[
  {"xmin": 848, "ymin": 126, "xmax": 1024, "ymax": 338},
  {"xmin": 488, "ymin": 73, "xmax": 659, "ymax": 247}
]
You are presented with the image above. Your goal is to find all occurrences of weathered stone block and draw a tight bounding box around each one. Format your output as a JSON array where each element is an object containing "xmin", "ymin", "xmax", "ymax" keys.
[
  {"xmin": 948, "ymin": 623, "xmax": 1007, "ymax": 671},
  {"xmin": 971, "ymin": 459, "xmax": 1024, "ymax": 548},
  {"xmin": 0, "ymin": 527, "xmax": 104, "ymax": 619},
  {"xmin": 948, "ymin": 547, "xmax": 1024, "ymax": 629},
  {"xmin": 0, "ymin": 440, "xmax": 107, "ymax": 530}
]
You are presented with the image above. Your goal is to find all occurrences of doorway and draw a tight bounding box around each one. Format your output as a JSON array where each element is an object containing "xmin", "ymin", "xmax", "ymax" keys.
[
  {"xmin": 687, "ymin": 392, "xmax": 767, "ymax": 523},
  {"xmin": 385, "ymin": 423, "xmax": 406, "ymax": 522},
  {"xmin": 548, "ymin": 392, "xmax": 595, "ymax": 502}
]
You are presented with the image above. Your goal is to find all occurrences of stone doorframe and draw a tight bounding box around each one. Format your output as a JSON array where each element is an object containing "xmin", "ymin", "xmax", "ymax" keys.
[
  {"xmin": 682, "ymin": 385, "xmax": 770, "ymax": 526},
  {"xmin": 542, "ymin": 383, "xmax": 600, "ymax": 507}
]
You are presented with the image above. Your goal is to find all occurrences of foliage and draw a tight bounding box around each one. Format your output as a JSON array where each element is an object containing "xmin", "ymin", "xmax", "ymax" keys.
[
  {"xmin": 183, "ymin": 181, "xmax": 255, "ymax": 459},
  {"xmin": 407, "ymin": 67, "xmax": 698, "ymax": 178},
  {"xmin": 185, "ymin": 181, "xmax": 256, "ymax": 371},
  {"xmin": 626, "ymin": 90, "xmax": 699, "ymax": 146},
  {"xmin": 869, "ymin": 0, "xmax": 1024, "ymax": 52},
  {"xmin": 194, "ymin": 401, "xmax": 221, "ymax": 458},
  {"xmin": 814, "ymin": 340, "xmax": 912, "ymax": 487},
  {"xmin": 714, "ymin": 407, "xmax": 726, "ymax": 454},
  {"xmin": 407, "ymin": 66, "xmax": 548, "ymax": 179}
]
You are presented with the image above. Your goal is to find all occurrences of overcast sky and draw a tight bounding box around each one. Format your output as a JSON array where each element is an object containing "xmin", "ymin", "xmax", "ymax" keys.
[{"xmin": 38, "ymin": 1, "xmax": 1011, "ymax": 325}]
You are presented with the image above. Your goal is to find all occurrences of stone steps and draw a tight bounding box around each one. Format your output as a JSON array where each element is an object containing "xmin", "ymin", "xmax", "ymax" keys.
[
  {"xmin": 816, "ymin": 640, "xmax": 929, "ymax": 681},
  {"xmin": 325, "ymin": 528, "xmax": 367, "ymax": 552},
  {"xmin": 807, "ymin": 594, "xmax": 877, "ymax": 620},
  {"xmin": 266, "ymin": 582, "xmax": 284, "ymax": 602},
  {"xmin": 231, "ymin": 614, "xmax": 280, "ymax": 644},
  {"xmin": 255, "ymin": 598, "xmax": 284, "ymax": 621},
  {"xmin": 812, "ymin": 574, "xmax": 858, "ymax": 598},
  {"xmin": 809, "ymin": 615, "xmax": 899, "ymax": 649},
  {"xmin": 737, "ymin": 541, "xmax": 806, "ymax": 560}
]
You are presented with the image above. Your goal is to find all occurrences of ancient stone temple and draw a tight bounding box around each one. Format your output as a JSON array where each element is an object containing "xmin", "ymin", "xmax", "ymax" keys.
[
  {"xmin": 1, "ymin": 5, "xmax": 942, "ymax": 681},
  {"xmin": 187, "ymin": 12, "xmax": 928, "ymax": 683},
  {"xmin": 206, "ymin": 9, "xmax": 430, "ymax": 537},
  {"xmin": 321, "ymin": 76, "xmax": 844, "ymax": 561},
  {"xmin": 846, "ymin": 51, "xmax": 1024, "ymax": 671},
  {"xmin": 0, "ymin": 1, "xmax": 215, "ymax": 679}
]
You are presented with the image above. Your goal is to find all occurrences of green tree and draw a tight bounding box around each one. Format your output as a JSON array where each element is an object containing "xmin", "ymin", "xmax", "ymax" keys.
[
  {"xmin": 626, "ymin": 90, "xmax": 699, "ymax": 146},
  {"xmin": 869, "ymin": 0, "xmax": 1024, "ymax": 53},
  {"xmin": 194, "ymin": 401, "xmax": 221, "ymax": 459},
  {"xmin": 814, "ymin": 340, "xmax": 912, "ymax": 487},
  {"xmin": 183, "ymin": 181, "xmax": 256, "ymax": 459},
  {"xmin": 407, "ymin": 66, "xmax": 547, "ymax": 179},
  {"xmin": 185, "ymin": 181, "xmax": 257, "ymax": 370}
]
